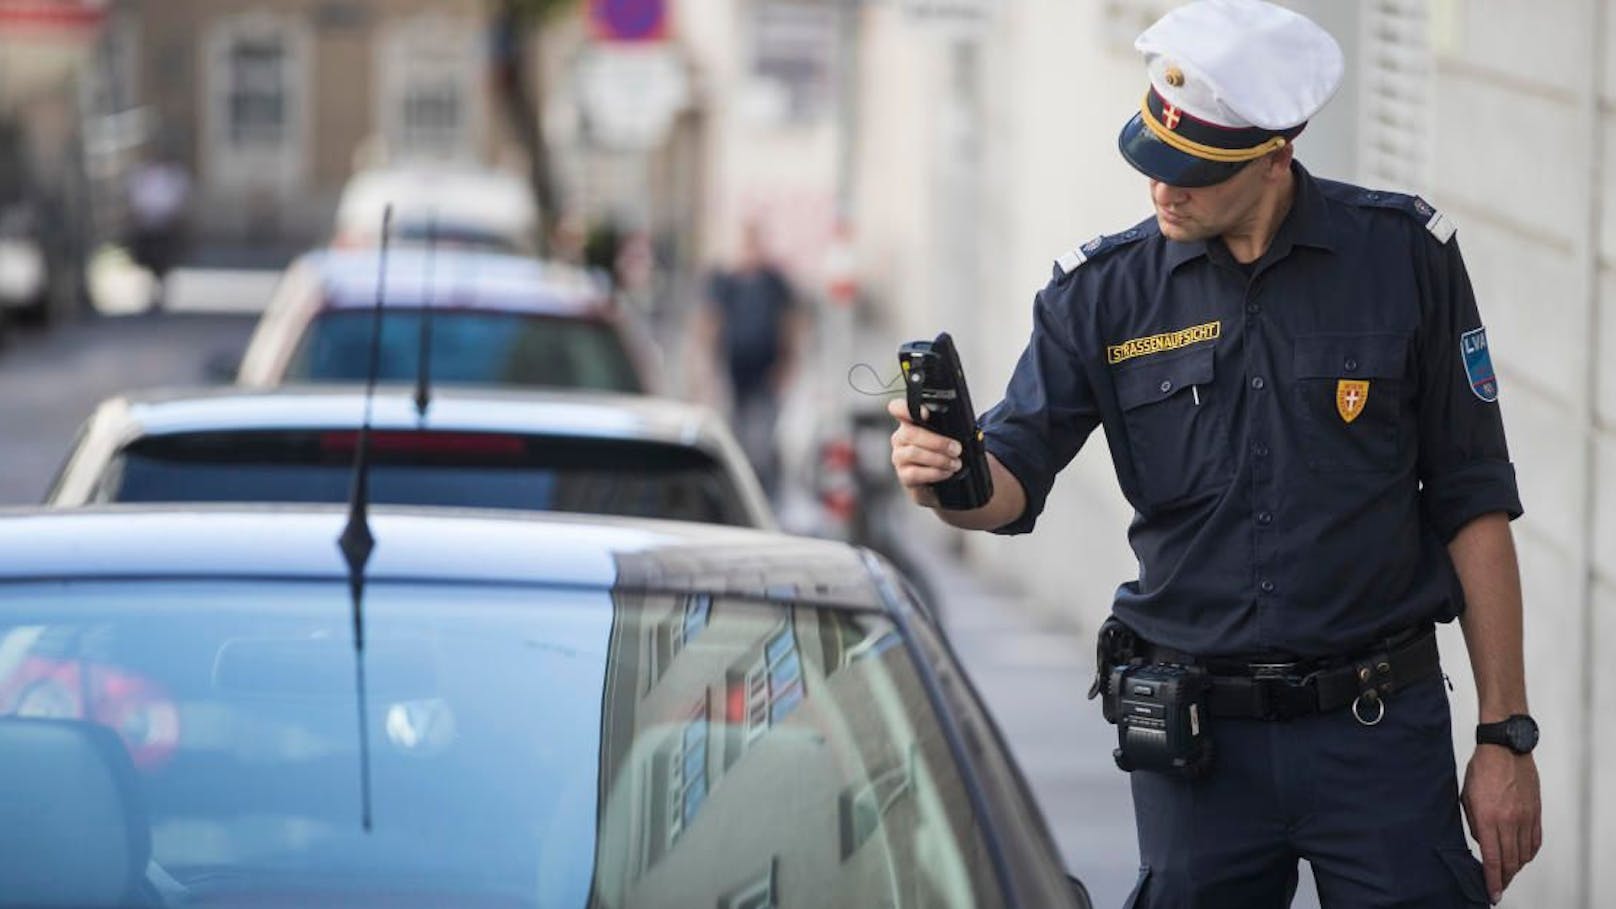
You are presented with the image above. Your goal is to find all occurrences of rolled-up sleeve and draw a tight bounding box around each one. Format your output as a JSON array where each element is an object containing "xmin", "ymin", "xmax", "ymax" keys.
[
  {"xmin": 979, "ymin": 285, "xmax": 1101, "ymax": 535},
  {"xmin": 1415, "ymin": 235, "xmax": 1524, "ymax": 541}
]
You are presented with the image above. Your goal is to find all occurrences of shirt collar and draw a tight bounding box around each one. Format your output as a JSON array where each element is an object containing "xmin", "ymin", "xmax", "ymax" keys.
[{"xmin": 1161, "ymin": 161, "xmax": 1336, "ymax": 272}]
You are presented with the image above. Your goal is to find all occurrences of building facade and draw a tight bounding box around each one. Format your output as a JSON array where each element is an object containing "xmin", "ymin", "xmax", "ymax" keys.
[{"xmin": 118, "ymin": 0, "xmax": 501, "ymax": 255}]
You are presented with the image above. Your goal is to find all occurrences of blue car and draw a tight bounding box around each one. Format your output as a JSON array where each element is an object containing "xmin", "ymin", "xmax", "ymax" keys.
[{"xmin": 0, "ymin": 506, "xmax": 1091, "ymax": 909}]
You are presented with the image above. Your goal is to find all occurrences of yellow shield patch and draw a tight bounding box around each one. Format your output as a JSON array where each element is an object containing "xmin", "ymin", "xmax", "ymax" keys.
[{"xmin": 1337, "ymin": 380, "xmax": 1370, "ymax": 424}]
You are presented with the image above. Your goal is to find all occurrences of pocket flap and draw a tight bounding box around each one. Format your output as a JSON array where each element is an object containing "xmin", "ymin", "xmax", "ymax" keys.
[
  {"xmin": 1115, "ymin": 346, "xmax": 1215, "ymax": 411},
  {"xmin": 1292, "ymin": 333, "xmax": 1410, "ymax": 379}
]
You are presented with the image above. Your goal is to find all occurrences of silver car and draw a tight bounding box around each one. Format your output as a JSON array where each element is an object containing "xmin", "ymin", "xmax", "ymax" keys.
[
  {"xmin": 47, "ymin": 386, "xmax": 773, "ymax": 528},
  {"xmin": 236, "ymin": 248, "xmax": 657, "ymax": 393}
]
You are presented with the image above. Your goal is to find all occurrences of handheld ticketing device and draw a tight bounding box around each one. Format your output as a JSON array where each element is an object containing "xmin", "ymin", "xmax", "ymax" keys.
[{"xmin": 897, "ymin": 332, "xmax": 993, "ymax": 510}]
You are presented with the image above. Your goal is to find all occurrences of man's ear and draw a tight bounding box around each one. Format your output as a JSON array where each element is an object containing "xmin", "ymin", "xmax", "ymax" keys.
[{"xmin": 1266, "ymin": 144, "xmax": 1296, "ymax": 180}]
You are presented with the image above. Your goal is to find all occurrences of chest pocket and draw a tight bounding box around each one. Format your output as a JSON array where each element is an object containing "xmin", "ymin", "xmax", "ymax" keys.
[
  {"xmin": 1115, "ymin": 345, "xmax": 1232, "ymax": 509},
  {"xmin": 1292, "ymin": 333, "xmax": 1411, "ymax": 473}
]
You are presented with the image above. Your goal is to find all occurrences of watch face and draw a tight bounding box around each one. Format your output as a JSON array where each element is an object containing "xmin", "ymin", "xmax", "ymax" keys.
[{"xmin": 1506, "ymin": 716, "xmax": 1539, "ymax": 753}]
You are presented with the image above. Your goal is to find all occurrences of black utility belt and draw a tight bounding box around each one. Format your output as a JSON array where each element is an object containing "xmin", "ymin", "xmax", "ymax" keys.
[
  {"xmin": 1145, "ymin": 624, "xmax": 1442, "ymax": 724},
  {"xmin": 1091, "ymin": 619, "xmax": 1442, "ymax": 779}
]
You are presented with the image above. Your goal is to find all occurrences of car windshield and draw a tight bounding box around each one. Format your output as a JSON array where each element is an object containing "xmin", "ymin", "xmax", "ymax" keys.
[
  {"xmin": 100, "ymin": 430, "xmax": 755, "ymax": 526},
  {"xmin": 285, "ymin": 310, "xmax": 642, "ymax": 393},
  {"xmin": 0, "ymin": 580, "xmax": 1005, "ymax": 909}
]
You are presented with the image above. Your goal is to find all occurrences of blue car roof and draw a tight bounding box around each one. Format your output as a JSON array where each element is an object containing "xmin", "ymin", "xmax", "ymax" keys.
[{"xmin": 0, "ymin": 506, "xmax": 883, "ymax": 609}]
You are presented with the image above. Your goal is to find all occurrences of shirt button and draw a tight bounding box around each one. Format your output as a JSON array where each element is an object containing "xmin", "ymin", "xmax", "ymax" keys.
[
  {"xmin": 1160, "ymin": 380, "xmax": 1173, "ymax": 393},
  {"xmin": 1251, "ymin": 376, "xmax": 1266, "ymax": 390},
  {"xmin": 1253, "ymin": 442, "xmax": 1269, "ymax": 457},
  {"xmin": 1246, "ymin": 302, "xmax": 1261, "ymax": 315},
  {"xmin": 1344, "ymin": 358, "xmax": 1359, "ymax": 372},
  {"xmin": 1124, "ymin": 229, "xmax": 1139, "ymax": 239},
  {"xmin": 1257, "ymin": 511, "xmax": 1274, "ymax": 526},
  {"xmin": 1260, "ymin": 579, "xmax": 1276, "ymax": 593}
]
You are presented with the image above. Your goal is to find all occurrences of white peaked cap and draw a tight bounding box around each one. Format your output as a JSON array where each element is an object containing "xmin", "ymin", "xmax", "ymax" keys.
[{"xmin": 1135, "ymin": 0, "xmax": 1344, "ymax": 131}]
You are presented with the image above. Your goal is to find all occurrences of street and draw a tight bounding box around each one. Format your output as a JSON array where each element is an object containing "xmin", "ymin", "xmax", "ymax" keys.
[{"xmin": 0, "ymin": 313, "xmax": 255, "ymax": 503}]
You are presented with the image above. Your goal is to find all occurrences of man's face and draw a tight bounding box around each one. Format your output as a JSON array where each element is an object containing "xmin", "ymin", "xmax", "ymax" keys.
[{"xmin": 1149, "ymin": 159, "xmax": 1272, "ymax": 243}]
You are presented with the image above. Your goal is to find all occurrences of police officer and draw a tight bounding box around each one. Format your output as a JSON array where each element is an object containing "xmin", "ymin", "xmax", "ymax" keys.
[{"xmin": 888, "ymin": 1, "xmax": 1540, "ymax": 905}]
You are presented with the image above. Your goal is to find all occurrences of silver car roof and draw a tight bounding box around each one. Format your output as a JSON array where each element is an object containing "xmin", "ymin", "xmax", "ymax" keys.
[
  {"xmin": 0, "ymin": 506, "xmax": 880, "ymax": 609},
  {"xmin": 49, "ymin": 386, "xmax": 774, "ymax": 528},
  {"xmin": 305, "ymin": 248, "xmax": 604, "ymax": 315},
  {"xmin": 98, "ymin": 385, "xmax": 727, "ymax": 446}
]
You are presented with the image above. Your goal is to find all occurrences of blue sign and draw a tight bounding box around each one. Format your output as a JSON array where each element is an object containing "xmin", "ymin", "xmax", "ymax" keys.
[{"xmin": 591, "ymin": 0, "xmax": 666, "ymax": 42}]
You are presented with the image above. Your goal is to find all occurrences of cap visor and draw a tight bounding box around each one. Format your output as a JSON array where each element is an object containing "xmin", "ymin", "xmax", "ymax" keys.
[{"xmin": 1117, "ymin": 113, "xmax": 1250, "ymax": 188}]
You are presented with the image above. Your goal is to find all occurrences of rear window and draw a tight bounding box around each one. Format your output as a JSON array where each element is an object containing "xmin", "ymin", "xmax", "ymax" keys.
[
  {"xmin": 102, "ymin": 430, "xmax": 754, "ymax": 526},
  {"xmin": 0, "ymin": 581, "xmax": 1010, "ymax": 908},
  {"xmin": 285, "ymin": 310, "xmax": 642, "ymax": 393}
]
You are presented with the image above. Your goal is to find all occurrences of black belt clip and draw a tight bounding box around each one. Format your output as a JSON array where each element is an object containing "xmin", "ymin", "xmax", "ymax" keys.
[
  {"xmin": 1349, "ymin": 654, "xmax": 1395, "ymax": 727},
  {"xmin": 1246, "ymin": 662, "xmax": 1319, "ymax": 722}
]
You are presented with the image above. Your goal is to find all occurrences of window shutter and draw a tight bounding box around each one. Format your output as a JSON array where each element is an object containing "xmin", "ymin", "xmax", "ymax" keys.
[{"xmin": 1358, "ymin": 0, "xmax": 1432, "ymax": 193}]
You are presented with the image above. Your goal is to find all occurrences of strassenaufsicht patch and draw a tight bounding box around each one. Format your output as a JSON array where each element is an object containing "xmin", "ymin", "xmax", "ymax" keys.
[{"xmin": 1460, "ymin": 327, "xmax": 1498, "ymax": 402}]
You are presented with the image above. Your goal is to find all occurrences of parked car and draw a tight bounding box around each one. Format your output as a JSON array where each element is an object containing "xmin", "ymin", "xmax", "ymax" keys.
[
  {"xmin": 333, "ymin": 165, "xmax": 540, "ymax": 256},
  {"xmin": 46, "ymin": 385, "xmax": 771, "ymax": 528},
  {"xmin": 0, "ymin": 201, "xmax": 47, "ymax": 330},
  {"xmin": 0, "ymin": 505, "xmax": 1093, "ymax": 908},
  {"xmin": 235, "ymin": 248, "xmax": 656, "ymax": 393}
]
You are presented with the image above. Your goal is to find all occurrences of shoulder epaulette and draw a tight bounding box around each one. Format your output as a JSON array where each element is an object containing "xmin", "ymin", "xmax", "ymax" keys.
[
  {"xmin": 1053, "ymin": 226, "xmax": 1149, "ymax": 279},
  {"xmin": 1353, "ymin": 189, "xmax": 1456, "ymax": 245}
]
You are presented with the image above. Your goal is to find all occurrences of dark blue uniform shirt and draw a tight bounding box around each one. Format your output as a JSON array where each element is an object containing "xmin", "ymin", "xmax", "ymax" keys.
[{"xmin": 980, "ymin": 164, "xmax": 1523, "ymax": 658}]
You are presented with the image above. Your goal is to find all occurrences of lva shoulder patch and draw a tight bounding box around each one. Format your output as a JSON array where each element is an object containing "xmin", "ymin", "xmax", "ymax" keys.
[
  {"xmin": 1355, "ymin": 189, "xmax": 1457, "ymax": 244},
  {"xmin": 1053, "ymin": 225, "xmax": 1150, "ymax": 278},
  {"xmin": 1461, "ymin": 327, "xmax": 1499, "ymax": 402}
]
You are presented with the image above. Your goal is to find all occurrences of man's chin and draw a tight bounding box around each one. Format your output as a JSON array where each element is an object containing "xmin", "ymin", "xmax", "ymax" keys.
[{"xmin": 1156, "ymin": 217, "xmax": 1204, "ymax": 242}]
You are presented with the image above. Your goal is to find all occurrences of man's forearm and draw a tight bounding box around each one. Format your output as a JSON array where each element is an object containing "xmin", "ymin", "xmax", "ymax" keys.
[
  {"xmin": 930, "ymin": 453, "xmax": 1028, "ymax": 532},
  {"xmin": 1450, "ymin": 512, "xmax": 1529, "ymax": 722}
]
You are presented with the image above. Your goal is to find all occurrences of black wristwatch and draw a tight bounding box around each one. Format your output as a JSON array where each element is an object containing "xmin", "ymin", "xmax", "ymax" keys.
[{"xmin": 1476, "ymin": 715, "xmax": 1539, "ymax": 755}]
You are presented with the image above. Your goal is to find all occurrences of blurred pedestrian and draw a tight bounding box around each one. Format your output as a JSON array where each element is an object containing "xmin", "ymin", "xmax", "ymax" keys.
[
  {"xmin": 124, "ymin": 149, "xmax": 191, "ymax": 311},
  {"xmin": 698, "ymin": 221, "xmax": 803, "ymax": 499},
  {"xmin": 889, "ymin": 1, "xmax": 1537, "ymax": 906}
]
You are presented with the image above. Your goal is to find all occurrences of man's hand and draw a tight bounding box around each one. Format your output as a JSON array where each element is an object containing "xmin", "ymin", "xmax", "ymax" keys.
[
  {"xmin": 887, "ymin": 397, "xmax": 960, "ymax": 507},
  {"xmin": 1461, "ymin": 745, "xmax": 1542, "ymax": 903}
]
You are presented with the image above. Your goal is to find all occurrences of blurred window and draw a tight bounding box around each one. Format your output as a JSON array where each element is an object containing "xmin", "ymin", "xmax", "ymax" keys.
[
  {"xmin": 401, "ymin": 80, "xmax": 464, "ymax": 154},
  {"xmin": 227, "ymin": 37, "xmax": 287, "ymax": 147},
  {"xmin": 381, "ymin": 17, "xmax": 479, "ymax": 159},
  {"xmin": 0, "ymin": 583, "xmax": 1009, "ymax": 907},
  {"xmin": 104, "ymin": 430, "xmax": 753, "ymax": 526},
  {"xmin": 284, "ymin": 309, "xmax": 643, "ymax": 392}
]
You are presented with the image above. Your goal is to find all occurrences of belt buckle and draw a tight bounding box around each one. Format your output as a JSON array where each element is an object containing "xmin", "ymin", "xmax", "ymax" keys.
[{"xmin": 1249, "ymin": 662, "xmax": 1307, "ymax": 720}]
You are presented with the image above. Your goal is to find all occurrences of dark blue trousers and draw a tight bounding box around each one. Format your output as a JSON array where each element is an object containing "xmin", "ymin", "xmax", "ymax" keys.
[{"xmin": 1124, "ymin": 677, "xmax": 1491, "ymax": 908}]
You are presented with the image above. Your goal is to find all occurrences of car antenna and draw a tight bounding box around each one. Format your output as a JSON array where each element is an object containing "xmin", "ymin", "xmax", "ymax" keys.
[
  {"xmin": 413, "ymin": 211, "xmax": 436, "ymax": 419},
  {"xmin": 336, "ymin": 202, "xmax": 391, "ymax": 833}
]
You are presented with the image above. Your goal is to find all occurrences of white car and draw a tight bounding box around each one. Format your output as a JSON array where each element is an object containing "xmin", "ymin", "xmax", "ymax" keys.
[
  {"xmin": 46, "ymin": 385, "xmax": 774, "ymax": 528},
  {"xmin": 333, "ymin": 165, "xmax": 540, "ymax": 255},
  {"xmin": 0, "ymin": 204, "xmax": 46, "ymax": 322}
]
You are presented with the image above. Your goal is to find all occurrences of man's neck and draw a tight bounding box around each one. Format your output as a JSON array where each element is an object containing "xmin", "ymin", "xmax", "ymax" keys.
[{"xmin": 1221, "ymin": 171, "xmax": 1297, "ymax": 265}]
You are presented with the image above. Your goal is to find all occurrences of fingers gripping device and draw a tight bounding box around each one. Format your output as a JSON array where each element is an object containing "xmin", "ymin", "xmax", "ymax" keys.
[{"xmin": 897, "ymin": 332, "xmax": 994, "ymax": 511}]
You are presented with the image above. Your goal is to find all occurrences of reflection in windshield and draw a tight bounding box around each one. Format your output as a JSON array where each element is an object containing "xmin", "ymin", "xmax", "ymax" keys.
[
  {"xmin": 0, "ymin": 579, "xmax": 1001, "ymax": 908},
  {"xmin": 594, "ymin": 579, "xmax": 1002, "ymax": 909}
]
